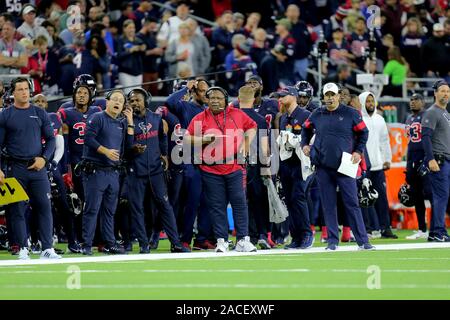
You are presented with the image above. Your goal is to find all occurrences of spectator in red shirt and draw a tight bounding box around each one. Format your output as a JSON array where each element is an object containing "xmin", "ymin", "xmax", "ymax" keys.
[{"xmin": 185, "ymin": 86, "xmax": 258, "ymax": 253}]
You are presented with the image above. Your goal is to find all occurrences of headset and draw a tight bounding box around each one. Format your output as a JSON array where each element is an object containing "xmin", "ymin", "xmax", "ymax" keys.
[
  {"xmin": 127, "ymin": 88, "xmax": 152, "ymax": 109},
  {"xmin": 206, "ymin": 86, "xmax": 229, "ymax": 105},
  {"xmin": 10, "ymin": 77, "xmax": 34, "ymax": 96},
  {"xmin": 105, "ymin": 89, "xmax": 127, "ymax": 102}
]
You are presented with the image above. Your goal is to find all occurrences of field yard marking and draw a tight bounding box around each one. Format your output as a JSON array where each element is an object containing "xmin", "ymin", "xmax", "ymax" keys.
[
  {"xmin": 0, "ymin": 242, "xmax": 449, "ymax": 266},
  {"xmin": 2, "ymin": 284, "xmax": 450, "ymax": 290},
  {"xmin": 1, "ymin": 268, "xmax": 450, "ymax": 274}
]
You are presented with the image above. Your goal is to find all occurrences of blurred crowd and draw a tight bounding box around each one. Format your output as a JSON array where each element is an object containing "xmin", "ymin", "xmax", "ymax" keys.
[{"xmin": 0, "ymin": 0, "xmax": 449, "ymax": 100}]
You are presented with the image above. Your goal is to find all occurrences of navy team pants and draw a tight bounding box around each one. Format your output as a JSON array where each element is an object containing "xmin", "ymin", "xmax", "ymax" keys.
[
  {"xmin": 127, "ymin": 172, "xmax": 182, "ymax": 247},
  {"xmin": 201, "ymin": 169, "xmax": 248, "ymax": 241},
  {"xmin": 279, "ymin": 163, "xmax": 312, "ymax": 241},
  {"xmin": 406, "ymin": 158, "xmax": 432, "ymax": 232},
  {"xmin": 7, "ymin": 162, "xmax": 53, "ymax": 250},
  {"xmin": 246, "ymin": 165, "xmax": 270, "ymax": 239},
  {"xmin": 429, "ymin": 159, "xmax": 450, "ymax": 237},
  {"xmin": 366, "ymin": 170, "xmax": 392, "ymax": 232},
  {"xmin": 181, "ymin": 164, "xmax": 212, "ymax": 244},
  {"xmin": 316, "ymin": 167, "xmax": 369, "ymax": 246},
  {"xmin": 168, "ymin": 166, "xmax": 184, "ymax": 219},
  {"xmin": 82, "ymin": 169, "xmax": 120, "ymax": 248}
]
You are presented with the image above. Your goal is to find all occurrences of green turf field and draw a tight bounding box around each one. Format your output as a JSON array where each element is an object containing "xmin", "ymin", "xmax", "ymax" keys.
[{"xmin": 0, "ymin": 230, "xmax": 449, "ymax": 300}]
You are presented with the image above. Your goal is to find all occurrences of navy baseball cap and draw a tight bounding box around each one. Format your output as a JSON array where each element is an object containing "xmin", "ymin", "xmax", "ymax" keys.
[
  {"xmin": 246, "ymin": 75, "xmax": 263, "ymax": 85},
  {"xmin": 277, "ymin": 86, "xmax": 299, "ymax": 97}
]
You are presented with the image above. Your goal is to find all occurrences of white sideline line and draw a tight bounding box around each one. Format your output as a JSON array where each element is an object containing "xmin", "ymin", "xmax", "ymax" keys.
[
  {"xmin": 0, "ymin": 242, "xmax": 449, "ymax": 267},
  {"xmin": 3, "ymin": 284, "xmax": 450, "ymax": 290},
  {"xmin": 1, "ymin": 268, "xmax": 449, "ymax": 274}
]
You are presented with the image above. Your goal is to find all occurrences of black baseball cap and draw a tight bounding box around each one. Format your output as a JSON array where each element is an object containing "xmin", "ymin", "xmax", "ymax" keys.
[{"xmin": 410, "ymin": 93, "xmax": 424, "ymax": 100}]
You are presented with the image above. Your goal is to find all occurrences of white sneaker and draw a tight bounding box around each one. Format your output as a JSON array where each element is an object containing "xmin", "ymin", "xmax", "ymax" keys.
[
  {"xmin": 371, "ymin": 230, "xmax": 382, "ymax": 239},
  {"xmin": 406, "ymin": 230, "xmax": 428, "ymax": 240},
  {"xmin": 40, "ymin": 248, "xmax": 62, "ymax": 259},
  {"xmin": 215, "ymin": 238, "xmax": 229, "ymax": 253},
  {"xmin": 235, "ymin": 236, "xmax": 257, "ymax": 252},
  {"xmin": 18, "ymin": 247, "xmax": 30, "ymax": 260}
]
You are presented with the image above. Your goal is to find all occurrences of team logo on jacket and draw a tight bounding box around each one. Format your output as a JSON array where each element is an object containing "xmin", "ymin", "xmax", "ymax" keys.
[
  {"xmin": 339, "ymin": 116, "xmax": 344, "ymax": 121},
  {"xmin": 138, "ymin": 122, "xmax": 152, "ymax": 134}
]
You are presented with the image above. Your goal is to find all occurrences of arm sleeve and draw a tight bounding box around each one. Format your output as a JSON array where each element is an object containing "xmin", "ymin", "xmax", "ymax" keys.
[
  {"xmin": 159, "ymin": 118, "xmax": 168, "ymax": 157},
  {"xmin": 380, "ymin": 120, "xmax": 392, "ymax": 163},
  {"xmin": 84, "ymin": 115, "xmax": 102, "ymax": 151},
  {"xmin": 421, "ymin": 127, "xmax": 435, "ymax": 161},
  {"xmin": 53, "ymin": 134, "xmax": 64, "ymax": 164},
  {"xmin": 352, "ymin": 112, "xmax": 369, "ymax": 154},
  {"xmin": 421, "ymin": 109, "xmax": 438, "ymax": 161},
  {"xmin": 166, "ymin": 87, "xmax": 189, "ymax": 115},
  {"xmin": 41, "ymin": 111, "xmax": 56, "ymax": 160},
  {"xmin": 301, "ymin": 115, "xmax": 315, "ymax": 147}
]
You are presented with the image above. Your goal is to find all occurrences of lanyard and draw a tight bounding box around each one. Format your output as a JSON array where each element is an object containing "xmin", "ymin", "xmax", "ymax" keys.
[
  {"xmin": 210, "ymin": 109, "xmax": 227, "ymax": 133},
  {"xmin": 38, "ymin": 50, "xmax": 48, "ymax": 71}
]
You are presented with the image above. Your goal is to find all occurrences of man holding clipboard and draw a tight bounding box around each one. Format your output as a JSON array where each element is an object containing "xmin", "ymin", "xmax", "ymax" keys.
[{"xmin": 301, "ymin": 82, "xmax": 374, "ymax": 251}]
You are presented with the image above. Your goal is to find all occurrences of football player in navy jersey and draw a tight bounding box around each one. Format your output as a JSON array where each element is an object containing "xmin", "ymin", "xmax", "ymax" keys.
[
  {"xmin": 404, "ymin": 94, "xmax": 431, "ymax": 240},
  {"xmin": 33, "ymin": 94, "xmax": 83, "ymax": 253},
  {"xmin": 59, "ymin": 74, "xmax": 107, "ymax": 110},
  {"xmin": 59, "ymin": 84, "xmax": 102, "ymax": 194}
]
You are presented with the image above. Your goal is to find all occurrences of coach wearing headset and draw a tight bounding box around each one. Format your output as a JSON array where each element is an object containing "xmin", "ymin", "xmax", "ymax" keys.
[
  {"xmin": 125, "ymin": 88, "xmax": 190, "ymax": 253},
  {"xmin": 185, "ymin": 86, "xmax": 258, "ymax": 253},
  {"xmin": 81, "ymin": 89, "xmax": 134, "ymax": 255}
]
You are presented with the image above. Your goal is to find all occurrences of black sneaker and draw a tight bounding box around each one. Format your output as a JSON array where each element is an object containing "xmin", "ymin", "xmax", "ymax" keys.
[
  {"xmin": 284, "ymin": 240, "xmax": 301, "ymax": 249},
  {"xmin": 123, "ymin": 242, "xmax": 133, "ymax": 252},
  {"xmin": 149, "ymin": 233, "xmax": 160, "ymax": 250},
  {"xmin": 381, "ymin": 229, "xmax": 398, "ymax": 239},
  {"xmin": 82, "ymin": 247, "xmax": 93, "ymax": 256},
  {"xmin": 325, "ymin": 243, "xmax": 338, "ymax": 251},
  {"xmin": 433, "ymin": 234, "xmax": 450, "ymax": 242},
  {"xmin": 139, "ymin": 245, "xmax": 150, "ymax": 254},
  {"xmin": 54, "ymin": 248, "xmax": 65, "ymax": 255},
  {"xmin": 68, "ymin": 242, "xmax": 83, "ymax": 253},
  {"xmin": 171, "ymin": 244, "xmax": 191, "ymax": 253},
  {"xmin": 358, "ymin": 243, "xmax": 376, "ymax": 250},
  {"xmin": 103, "ymin": 245, "xmax": 126, "ymax": 254}
]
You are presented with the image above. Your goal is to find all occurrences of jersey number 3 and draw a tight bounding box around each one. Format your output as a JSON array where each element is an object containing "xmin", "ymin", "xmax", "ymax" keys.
[
  {"xmin": 73, "ymin": 122, "xmax": 86, "ymax": 144},
  {"xmin": 408, "ymin": 122, "xmax": 421, "ymax": 143}
]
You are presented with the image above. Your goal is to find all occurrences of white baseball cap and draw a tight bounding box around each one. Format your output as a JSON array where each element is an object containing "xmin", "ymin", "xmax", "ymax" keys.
[{"xmin": 323, "ymin": 82, "xmax": 339, "ymax": 95}]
